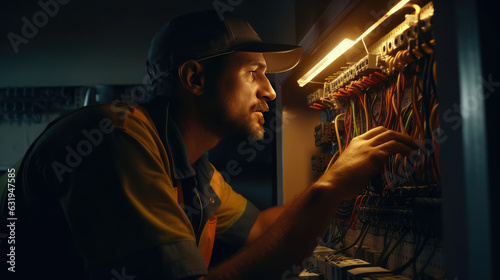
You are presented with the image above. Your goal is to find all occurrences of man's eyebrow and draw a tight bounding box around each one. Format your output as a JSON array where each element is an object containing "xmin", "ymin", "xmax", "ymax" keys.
[{"xmin": 249, "ymin": 61, "xmax": 268, "ymax": 70}]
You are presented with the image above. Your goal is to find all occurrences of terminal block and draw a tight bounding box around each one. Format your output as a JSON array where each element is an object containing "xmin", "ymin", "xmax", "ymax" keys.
[
  {"xmin": 328, "ymin": 259, "xmax": 372, "ymax": 280},
  {"xmin": 312, "ymin": 246, "xmax": 335, "ymax": 273},
  {"xmin": 312, "ymin": 153, "xmax": 333, "ymax": 172},
  {"xmin": 307, "ymin": 88, "xmax": 325, "ymax": 107},
  {"xmin": 355, "ymin": 54, "xmax": 380, "ymax": 76},
  {"xmin": 346, "ymin": 266, "xmax": 391, "ymax": 280},
  {"xmin": 315, "ymin": 122, "xmax": 336, "ymax": 147},
  {"xmin": 324, "ymin": 55, "xmax": 382, "ymax": 97}
]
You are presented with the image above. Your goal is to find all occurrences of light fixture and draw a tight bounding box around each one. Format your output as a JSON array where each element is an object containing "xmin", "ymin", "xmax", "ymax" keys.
[
  {"xmin": 297, "ymin": 0, "xmax": 410, "ymax": 87},
  {"xmin": 297, "ymin": 39, "xmax": 355, "ymax": 87}
]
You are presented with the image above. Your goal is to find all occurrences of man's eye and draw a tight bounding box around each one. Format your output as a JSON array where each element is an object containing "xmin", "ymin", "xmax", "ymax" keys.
[{"xmin": 249, "ymin": 71, "xmax": 256, "ymax": 75}]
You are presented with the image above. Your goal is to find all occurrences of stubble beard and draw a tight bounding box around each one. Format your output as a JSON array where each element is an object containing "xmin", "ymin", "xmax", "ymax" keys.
[
  {"xmin": 236, "ymin": 100, "xmax": 268, "ymax": 141},
  {"xmin": 203, "ymin": 82, "xmax": 267, "ymax": 141},
  {"xmin": 217, "ymin": 109, "xmax": 266, "ymax": 141},
  {"xmin": 248, "ymin": 114, "xmax": 265, "ymax": 141},
  {"xmin": 206, "ymin": 100, "xmax": 266, "ymax": 141}
]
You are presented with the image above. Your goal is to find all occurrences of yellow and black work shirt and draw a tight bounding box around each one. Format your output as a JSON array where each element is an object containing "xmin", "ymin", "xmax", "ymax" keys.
[{"xmin": 8, "ymin": 95, "xmax": 259, "ymax": 280}]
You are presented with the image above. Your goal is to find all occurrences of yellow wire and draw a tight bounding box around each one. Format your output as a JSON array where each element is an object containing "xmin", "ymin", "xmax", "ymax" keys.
[
  {"xmin": 335, "ymin": 113, "xmax": 345, "ymax": 154},
  {"xmin": 351, "ymin": 99, "xmax": 359, "ymax": 136},
  {"xmin": 326, "ymin": 150, "xmax": 340, "ymax": 172}
]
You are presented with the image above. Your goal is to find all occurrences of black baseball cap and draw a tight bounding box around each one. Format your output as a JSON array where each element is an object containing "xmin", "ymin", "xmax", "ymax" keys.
[{"xmin": 147, "ymin": 10, "xmax": 303, "ymax": 74}]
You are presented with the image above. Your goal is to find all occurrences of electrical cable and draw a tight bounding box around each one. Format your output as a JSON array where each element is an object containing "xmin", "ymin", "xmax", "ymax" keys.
[
  {"xmin": 364, "ymin": 92, "xmax": 371, "ymax": 130},
  {"xmin": 354, "ymin": 223, "xmax": 371, "ymax": 259},
  {"xmin": 330, "ymin": 223, "xmax": 370, "ymax": 258},
  {"xmin": 377, "ymin": 227, "xmax": 409, "ymax": 267},
  {"xmin": 377, "ymin": 227, "xmax": 394, "ymax": 266},
  {"xmin": 344, "ymin": 104, "xmax": 352, "ymax": 147},
  {"xmin": 369, "ymin": 90, "xmax": 380, "ymax": 126},
  {"xmin": 326, "ymin": 150, "xmax": 340, "ymax": 172},
  {"xmin": 416, "ymin": 241, "xmax": 437, "ymax": 279},
  {"xmin": 348, "ymin": 195, "xmax": 364, "ymax": 228},
  {"xmin": 327, "ymin": 220, "xmax": 345, "ymax": 247},
  {"xmin": 351, "ymin": 98, "xmax": 359, "ymax": 137},
  {"xmin": 429, "ymin": 103, "xmax": 439, "ymax": 139},
  {"xmin": 316, "ymin": 10, "xmax": 441, "ymax": 273},
  {"xmin": 329, "ymin": 218, "xmax": 351, "ymax": 251},
  {"xmin": 334, "ymin": 113, "xmax": 345, "ymax": 154},
  {"xmin": 391, "ymin": 236, "xmax": 429, "ymax": 275}
]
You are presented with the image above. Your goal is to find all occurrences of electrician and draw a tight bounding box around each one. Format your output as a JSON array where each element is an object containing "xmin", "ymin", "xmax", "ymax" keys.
[{"xmin": 8, "ymin": 10, "xmax": 417, "ymax": 280}]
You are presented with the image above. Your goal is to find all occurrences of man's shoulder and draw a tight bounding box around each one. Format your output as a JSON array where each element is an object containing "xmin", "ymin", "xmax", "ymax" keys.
[
  {"xmin": 26, "ymin": 102, "xmax": 157, "ymax": 163},
  {"xmin": 38, "ymin": 102, "xmax": 153, "ymax": 138},
  {"xmin": 64, "ymin": 102, "xmax": 148, "ymax": 124}
]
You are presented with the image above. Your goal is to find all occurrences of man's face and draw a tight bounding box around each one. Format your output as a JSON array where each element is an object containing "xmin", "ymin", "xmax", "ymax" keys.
[{"xmin": 203, "ymin": 52, "xmax": 276, "ymax": 140}]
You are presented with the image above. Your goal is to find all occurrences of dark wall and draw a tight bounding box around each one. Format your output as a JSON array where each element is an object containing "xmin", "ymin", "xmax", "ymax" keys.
[
  {"xmin": 0, "ymin": 0, "xmax": 295, "ymax": 87},
  {"xmin": 295, "ymin": 0, "xmax": 333, "ymax": 43}
]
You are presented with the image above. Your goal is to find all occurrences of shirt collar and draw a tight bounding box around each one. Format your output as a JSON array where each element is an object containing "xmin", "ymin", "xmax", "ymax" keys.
[
  {"xmin": 139, "ymin": 95, "xmax": 221, "ymax": 240},
  {"xmin": 139, "ymin": 95, "xmax": 196, "ymax": 180}
]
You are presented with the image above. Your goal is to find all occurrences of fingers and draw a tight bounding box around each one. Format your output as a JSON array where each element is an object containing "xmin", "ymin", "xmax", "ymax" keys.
[
  {"xmin": 377, "ymin": 139, "xmax": 415, "ymax": 158},
  {"xmin": 319, "ymin": 126, "xmax": 421, "ymax": 200},
  {"xmin": 358, "ymin": 126, "xmax": 388, "ymax": 140},
  {"xmin": 374, "ymin": 131, "xmax": 418, "ymax": 150},
  {"xmin": 361, "ymin": 126, "xmax": 419, "ymax": 150}
]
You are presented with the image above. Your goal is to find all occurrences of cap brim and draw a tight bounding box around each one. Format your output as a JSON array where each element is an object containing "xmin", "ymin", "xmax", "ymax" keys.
[{"xmin": 233, "ymin": 43, "xmax": 303, "ymax": 73}]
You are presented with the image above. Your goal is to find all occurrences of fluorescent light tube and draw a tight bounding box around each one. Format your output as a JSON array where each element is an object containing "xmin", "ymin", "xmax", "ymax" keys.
[{"xmin": 297, "ymin": 0, "xmax": 410, "ymax": 87}]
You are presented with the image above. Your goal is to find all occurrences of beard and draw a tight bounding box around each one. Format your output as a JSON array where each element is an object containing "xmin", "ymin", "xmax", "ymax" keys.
[
  {"xmin": 214, "ymin": 105, "xmax": 267, "ymax": 141},
  {"xmin": 245, "ymin": 101, "xmax": 268, "ymax": 140},
  {"xmin": 200, "ymin": 94, "xmax": 268, "ymax": 141},
  {"xmin": 239, "ymin": 111, "xmax": 266, "ymax": 141}
]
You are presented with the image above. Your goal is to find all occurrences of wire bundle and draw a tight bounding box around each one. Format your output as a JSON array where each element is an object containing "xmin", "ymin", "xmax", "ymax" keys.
[
  {"xmin": 312, "ymin": 4, "xmax": 441, "ymax": 278},
  {"xmin": 330, "ymin": 51, "xmax": 439, "ymax": 190}
]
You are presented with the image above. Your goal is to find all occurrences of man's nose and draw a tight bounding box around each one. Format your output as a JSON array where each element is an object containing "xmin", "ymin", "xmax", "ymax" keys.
[{"xmin": 257, "ymin": 75, "xmax": 277, "ymax": 101}]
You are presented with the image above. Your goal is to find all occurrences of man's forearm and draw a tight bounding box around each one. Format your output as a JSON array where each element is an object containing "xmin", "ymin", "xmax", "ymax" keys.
[
  {"xmin": 245, "ymin": 205, "xmax": 285, "ymax": 246},
  {"xmin": 207, "ymin": 180, "xmax": 344, "ymax": 280},
  {"xmin": 200, "ymin": 127, "xmax": 418, "ymax": 280}
]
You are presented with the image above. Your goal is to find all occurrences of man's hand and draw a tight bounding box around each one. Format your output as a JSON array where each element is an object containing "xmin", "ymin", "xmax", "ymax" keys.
[
  {"xmin": 317, "ymin": 126, "xmax": 418, "ymax": 201},
  {"xmin": 201, "ymin": 126, "xmax": 418, "ymax": 280}
]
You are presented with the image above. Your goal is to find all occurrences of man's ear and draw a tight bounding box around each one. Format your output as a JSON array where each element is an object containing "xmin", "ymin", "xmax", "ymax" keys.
[{"xmin": 178, "ymin": 60, "xmax": 205, "ymax": 96}]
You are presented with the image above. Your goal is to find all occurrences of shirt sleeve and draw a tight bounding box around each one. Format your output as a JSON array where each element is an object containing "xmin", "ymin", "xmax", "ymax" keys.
[
  {"xmin": 28, "ymin": 104, "xmax": 207, "ymax": 279},
  {"xmin": 208, "ymin": 166, "xmax": 260, "ymax": 264}
]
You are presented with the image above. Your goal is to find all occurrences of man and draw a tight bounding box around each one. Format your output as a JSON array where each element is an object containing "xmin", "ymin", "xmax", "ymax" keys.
[{"xmin": 3, "ymin": 10, "xmax": 417, "ymax": 280}]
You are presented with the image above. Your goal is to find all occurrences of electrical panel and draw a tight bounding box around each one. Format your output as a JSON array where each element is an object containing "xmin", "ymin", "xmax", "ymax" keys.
[
  {"xmin": 0, "ymin": 85, "xmax": 147, "ymax": 169},
  {"xmin": 299, "ymin": 2, "xmax": 444, "ymax": 279}
]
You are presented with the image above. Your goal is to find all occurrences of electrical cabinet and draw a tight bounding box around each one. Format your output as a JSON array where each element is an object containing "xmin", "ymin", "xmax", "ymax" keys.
[{"xmin": 276, "ymin": 0, "xmax": 496, "ymax": 279}]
